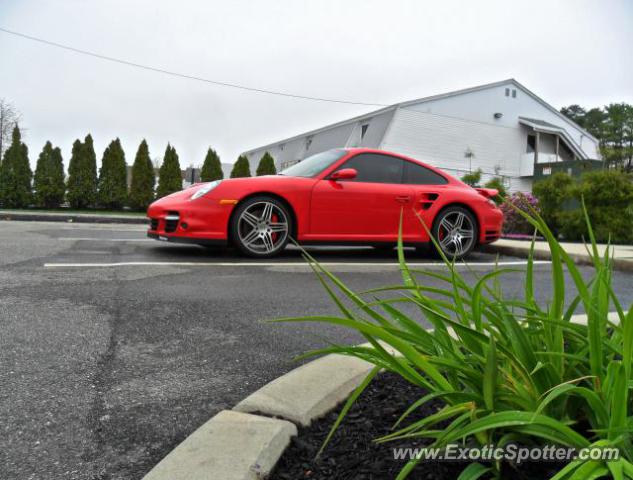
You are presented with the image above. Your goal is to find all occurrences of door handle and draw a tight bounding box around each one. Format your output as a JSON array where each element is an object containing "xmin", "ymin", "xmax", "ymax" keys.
[{"xmin": 395, "ymin": 195, "xmax": 411, "ymax": 203}]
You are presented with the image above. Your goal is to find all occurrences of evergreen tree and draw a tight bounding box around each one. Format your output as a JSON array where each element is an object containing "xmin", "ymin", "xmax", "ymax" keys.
[
  {"xmin": 230, "ymin": 155, "xmax": 251, "ymax": 178},
  {"xmin": 33, "ymin": 141, "xmax": 65, "ymax": 208},
  {"xmin": 200, "ymin": 148, "xmax": 223, "ymax": 181},
  {"xmin": 97, "ymin": 138, "xmax": 128, "ymax": 209},
  {"xmin": 156, "ymin": 144, "xmax": 182, "ymax": 198},
  {"xmin": 256, "ymin": 152, "xmax": 277, "ymax": 176},
  {"xmin": 67, "ymin": 134, "xmax": 98, "ymax": 208},
  {"xmin": 129, "ymin": 139, "xmax": 155, "ymax": 210},
  {"xmin": 0, "ymin": 125, "xmax": 32, "ymax": 207}
]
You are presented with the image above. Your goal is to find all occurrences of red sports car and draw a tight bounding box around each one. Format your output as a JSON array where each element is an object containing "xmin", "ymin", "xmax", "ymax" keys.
[{"xmin": 147, "ymin": 148, "xmax": 503, "ymax": 258}]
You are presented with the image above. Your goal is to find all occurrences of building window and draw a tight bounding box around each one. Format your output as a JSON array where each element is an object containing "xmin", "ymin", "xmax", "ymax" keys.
[
  {"xmin": 279, "ymin": 143, "xmax": 285, "ymax": 151},
  {"xmin": 527, "ymin": 134, "xmax": 536, "ymax": 153},
  {"xmin": 305, "ymin": 136, "xmax": 313, "ymax": 150},
  {"xmin": 512, "ymin": 89, "xmax": 517, "ymax": 98},
  {"xmin": 505, "ymin": 88, "xmax": 510, "ymax": 97},
  {"xmin": 361, "ymin": 123, "xmax": 369, "ymax": 140}
]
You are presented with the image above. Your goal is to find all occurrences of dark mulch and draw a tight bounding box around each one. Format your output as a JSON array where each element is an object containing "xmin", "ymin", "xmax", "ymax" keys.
[{"xmin": 270, "ymin": 372, "xmax": 567, "ymax": 480}]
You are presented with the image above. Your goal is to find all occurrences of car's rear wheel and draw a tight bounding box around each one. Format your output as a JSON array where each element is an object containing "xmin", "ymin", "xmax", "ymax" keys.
[
  {"xmin": 432, "ymin": 206, "xmax": 477, "ymax": 259},
  {"xmin": 230, "ymin": 196, "xmax": 292, "ymax": 258}
]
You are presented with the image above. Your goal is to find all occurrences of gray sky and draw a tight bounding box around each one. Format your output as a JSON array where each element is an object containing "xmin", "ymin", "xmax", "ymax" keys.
[{"xmin": 1, "ymin": 0, "xmax": 631, "ymax": 169}]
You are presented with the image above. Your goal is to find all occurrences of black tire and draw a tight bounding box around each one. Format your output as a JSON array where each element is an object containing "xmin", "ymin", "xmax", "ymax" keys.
[
  {"xmin": 230, "ymin": 196, "xmax": 293, "ymax": 258},
  {"xmin": 431, "ymin": 206, "xmax": 478, "ymax": 260}
]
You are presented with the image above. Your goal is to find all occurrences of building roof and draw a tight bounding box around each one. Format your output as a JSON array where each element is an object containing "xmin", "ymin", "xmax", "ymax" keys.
[{"xmin": 242, "ymin": 79, "xmax": 598, "ymax": 155}]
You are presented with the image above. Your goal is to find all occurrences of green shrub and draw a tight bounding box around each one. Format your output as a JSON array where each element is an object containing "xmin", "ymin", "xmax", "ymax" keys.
[
  {"xmin": 230, "ymin": 155, "xmax": 251, "ymax": 178},
  {"xmin": 461, "ymin": 168, "xmax": 482, "ymax": 187},
  {"xmin": 67, "ymin": 135, "xmax": 98, "ymax": 209},
  {"xmin": 256, "ymin": 152, "xmax": 277, "ymax": 176},
  {"xmin": 533, "ymin": 171, "xmax": 633, "ymax": 243},
  {"xmin": 483, "ymin": 177, "xmax": 507, "ymax": 203},
  {"xmin": 129, "ymin": 140, "xmax": 155, "ymax": 210},
  {"xmin": 156, "ymin": 144, "xmax": 182, "ymax": 198},
  {"xmin": 0, "ymin": 125, "xmax": 32, "ymax": 208},
  {"xmin": 97, "ymin": 138, "xmax": 128, "ymax": 209},
  {"xmin": 532, "ymin": 172, "xmax": 575, "ymax": 234},
  {"xmin": 33, "ymin": 141, "xmax": 65, "ymax": 208},
  {"xmin": 277, "ymin": 209, "xmax": 633, "ymax": 479},
  {"xmin": 200, "ymin": 148, "xmax": 223, "ymax": 182}
]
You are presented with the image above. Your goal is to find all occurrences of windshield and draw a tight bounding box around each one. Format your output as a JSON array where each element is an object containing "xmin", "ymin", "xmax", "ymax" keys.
[{"xmin": 280, "ymin": 149, "xmax": 347, "ymax": 178}]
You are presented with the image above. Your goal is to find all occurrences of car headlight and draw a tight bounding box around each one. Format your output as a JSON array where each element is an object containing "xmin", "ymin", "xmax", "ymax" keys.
[{"xmin": 189, "ymin": 180, "xmax": 221, "ymax": 201}]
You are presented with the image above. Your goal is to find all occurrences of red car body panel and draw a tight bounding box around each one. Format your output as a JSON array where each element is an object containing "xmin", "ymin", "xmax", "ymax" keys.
[{"xmin": 147, "ymin": 148, "xmax": 503, "ymax": 247}]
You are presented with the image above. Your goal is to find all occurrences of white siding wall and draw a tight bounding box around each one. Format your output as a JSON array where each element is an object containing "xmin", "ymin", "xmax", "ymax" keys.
[
  {"xmin": 244, "ymin": 110, "xmax": 395, "ymax": 172},
  {"xmin": 401, "ymin": 83, "xmax": 600, "ymax": 159},
  {"xmin": 381, "ymin": 107, "xmax": 530, "ymax": 191}
]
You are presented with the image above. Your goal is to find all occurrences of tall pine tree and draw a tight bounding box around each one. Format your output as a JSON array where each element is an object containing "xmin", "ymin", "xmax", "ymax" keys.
[
  {"xmin": 97, "ymin": 138, "xmax": 127, "ymax": 209},
  {"xmin": 256, "ymin": 152, "xmax": 277, "ymax": 176},
  {"xmin": 67, "ymin": 134, "xmax": 97, "ymax": 209},
  {"xmin": 129, "ymin": 139, "xmax": 155, "ymax": 210},
  {"xmin": 33, "ymin": 141, "xmax": 65, "ymax": 208},
  {"xmin": 200, "ymin": 148, "xmax": 223, "ymax": 181},
  {"xmin": 230, "ymin": 155, "xmax": 251, "ymax": 178},
  {"xmin": 156, "ymin": 144, "xmax": 182, "ymax": 198},
  {"xmin": 0, "ymin": 125, "xmax": 32, "ymax": 208}
]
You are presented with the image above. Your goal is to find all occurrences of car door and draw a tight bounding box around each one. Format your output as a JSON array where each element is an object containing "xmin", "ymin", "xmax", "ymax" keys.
[
  {"xmin": 308, "ymin": 153, "xmax": 415, "ymax": 241},
  {"xmin": 401, "ymin": 159, "xmax": 451, "ymax": 241}
]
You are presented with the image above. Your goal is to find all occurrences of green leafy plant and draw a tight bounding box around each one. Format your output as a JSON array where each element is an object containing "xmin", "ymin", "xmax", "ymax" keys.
[
  {"xmin": 461, "ymin": 168, "xmax": 482, "ymax": 187},
  {"xmin": 256, "ymin": 151, "xmax": 277, "ymax": 176},
  {"xmin": 275, "ymin": 204, "xmax": 633, "ymax": 479},
  {"xmin": 483, "ymin": 177, "xmax": 507, "ymax": 204}
]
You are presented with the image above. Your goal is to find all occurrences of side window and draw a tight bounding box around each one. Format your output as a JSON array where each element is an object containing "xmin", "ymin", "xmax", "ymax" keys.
[
  {"xmin": 336, "ymin": 153, "xmax": 404, "ymax": 184},
  {"xmin": 403, "ymin": 161, "xmax": 448, "ymax": 185}
]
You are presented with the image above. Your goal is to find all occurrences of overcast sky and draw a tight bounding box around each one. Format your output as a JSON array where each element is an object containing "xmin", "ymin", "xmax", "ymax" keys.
[{"xmin": 1, "ymin": 0, "xmax": 631, "ymax": 169}]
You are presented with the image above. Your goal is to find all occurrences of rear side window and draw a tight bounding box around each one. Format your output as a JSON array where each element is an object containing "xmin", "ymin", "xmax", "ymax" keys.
[
  {"xmin": 337, "ymin": 153, "xmax": 404, "ymax": 184},
  {"xmin": 403, "ymin": 161, "xmax": 448, "ymax": 185}
]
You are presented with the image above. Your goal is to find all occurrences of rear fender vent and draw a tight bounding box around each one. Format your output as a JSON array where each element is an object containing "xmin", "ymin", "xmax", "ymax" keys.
[{"xmin": 419, "ymin": 192, "xmax": 439, "ymax": 211}]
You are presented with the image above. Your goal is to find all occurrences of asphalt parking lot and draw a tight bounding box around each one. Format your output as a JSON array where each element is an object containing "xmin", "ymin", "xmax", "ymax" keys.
[{"xmin": 2, "ymin": 220, "xmax": 633, "ymax": 480}]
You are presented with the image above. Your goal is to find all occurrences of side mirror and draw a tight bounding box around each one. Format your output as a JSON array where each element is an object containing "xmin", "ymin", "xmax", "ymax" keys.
[{"xmin": 330, "ymin": 168, "xmax": 357, "ymax": 181}]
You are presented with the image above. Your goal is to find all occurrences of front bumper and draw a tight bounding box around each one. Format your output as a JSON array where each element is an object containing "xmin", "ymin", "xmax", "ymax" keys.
[{"xmin": 146, "ymin": 194, "xmax": 232, "ymax": 243}]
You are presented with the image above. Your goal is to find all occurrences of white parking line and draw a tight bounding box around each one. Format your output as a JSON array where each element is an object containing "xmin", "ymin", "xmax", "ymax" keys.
[
  {"xmin": 43, "ymin": 260, "xmax": 551, "ymax": 268},
  {"xmin": 58, "ymin": 237, "xmax": 153, "ymax": 242}
]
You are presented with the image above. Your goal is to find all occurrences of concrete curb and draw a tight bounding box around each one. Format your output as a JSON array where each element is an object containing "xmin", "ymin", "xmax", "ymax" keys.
[
  {"xmin": 142, "ymin": 410, "xmax": 297, "ymax": 480},
  {"xmin": 482, "ymin": 242, "xmax": 633, "ymax": 272},
  {"xmin": 0, "ymin": 210, "xmax": 147, "ymax": 225},
  {"xmin": 233, "ymin": 353, "xmax": 374, "ymax": 426},
  {"xmin": 142, "ymin": 312, "xmax": 613, "ymax": 480}
]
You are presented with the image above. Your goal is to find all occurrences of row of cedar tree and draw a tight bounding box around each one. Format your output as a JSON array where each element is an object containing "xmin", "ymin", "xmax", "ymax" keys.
[{"xmin": 0, "ymin": 125, "xmax": 277, "ymax": 210}]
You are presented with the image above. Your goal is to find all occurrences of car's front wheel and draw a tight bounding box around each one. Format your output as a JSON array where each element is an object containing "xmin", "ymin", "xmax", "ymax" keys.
[
  {"xmin": 432, "ymin": 206, "xmax": 478, "ymax": 259},
  {"xmin": 230, "ymin": 196, "xmax": 292, "ymax": 258}
]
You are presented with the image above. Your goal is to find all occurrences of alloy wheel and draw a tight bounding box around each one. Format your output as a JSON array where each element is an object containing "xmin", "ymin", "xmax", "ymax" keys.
[
  {"xmin": 237, "ymin": 201, "xmax": 289, "ymax": 255},
  {"xmin": 436, "ymin": 210, "xmax": 475, "ymax": 257}
]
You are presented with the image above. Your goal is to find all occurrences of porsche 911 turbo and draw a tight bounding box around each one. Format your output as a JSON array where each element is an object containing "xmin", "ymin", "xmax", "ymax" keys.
[{"xmin": 147, "ymin": 148, "xmax": 503, "ymax": 258}]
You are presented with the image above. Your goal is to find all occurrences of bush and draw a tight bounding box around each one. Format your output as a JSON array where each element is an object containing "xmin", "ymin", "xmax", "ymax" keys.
[
  {"xmin": 500, "ymin": 192, "xmax": 539, "ymax": 234},
  {"xmin": 156, "ymin": 144, "xmax": 182, "ymax": 198},
  {"xmin": 200, "ymin": 148, "xmax": 223, "ymax": 182},
  {"xmin": 532, "ymin": 172, "xmax": 574, "ymax": 234},
  {"xmin": 483, "ymin": 177, "xmax": 507, "ymax": 203},
  {"xmin": 533, "ymin": 171, "xmax": 633, "ymax": 243},
  {"xmin": 256, "ymin": 152, "xmax": 277, "ymax": 176},
  {"xmin": 33, "ymin": 141, "xmax": 65, "ymax": 208},
  {"xmin": 0, "ymin": 125, "xmax": 32, "ymax": 208},
  {"xmin": 461, "ymin": 168, "xmax": 482, "ymax": 187},
  {"xmin": 230, "ymin": 155, "xmax": 251, "ymax": 178},
  {"xmin": 97, "ymin": 138, "xmax": 128, "ymax": 209},
  {"xmin": 67, "ymin": 135, "xmax": 98, "ymax": 209},
  {"xmin": 129, "ymin": 140, "xmax": 155, "ymax": 210},
  {"xmin": 278, "ymin": 211, "xmax": 633, "ymax": 479}
]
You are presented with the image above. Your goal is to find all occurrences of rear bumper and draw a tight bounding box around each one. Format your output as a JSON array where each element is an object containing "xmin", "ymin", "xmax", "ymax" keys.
[{"xmin": 479, "ymin": 208, "xmax": 504, "ymax": 244}]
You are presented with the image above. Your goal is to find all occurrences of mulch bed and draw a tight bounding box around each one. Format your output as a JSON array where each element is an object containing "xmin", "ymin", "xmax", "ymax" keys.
[{"xmin": 270, "ymin": 372, "xmax": 567, "ymax": 480}]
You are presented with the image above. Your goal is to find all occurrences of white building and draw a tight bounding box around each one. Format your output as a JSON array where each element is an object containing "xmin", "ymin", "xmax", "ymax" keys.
[{"xmin": 242, "ymin": 79, "xmax": 601, "ymax": 192}]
